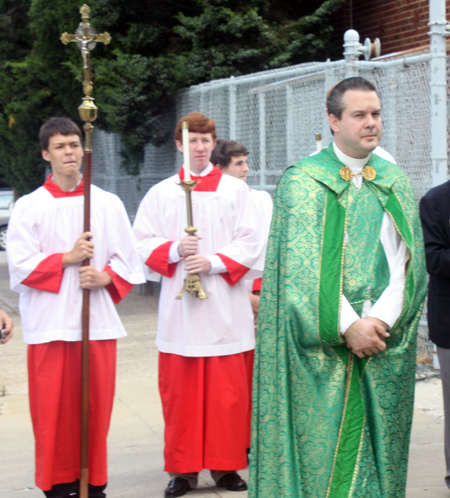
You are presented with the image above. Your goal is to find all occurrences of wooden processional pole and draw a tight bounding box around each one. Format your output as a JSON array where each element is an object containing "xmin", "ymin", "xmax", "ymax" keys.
[{"xmin": 60, "ymin": 6, "xmax": 111, "ymax": 498}]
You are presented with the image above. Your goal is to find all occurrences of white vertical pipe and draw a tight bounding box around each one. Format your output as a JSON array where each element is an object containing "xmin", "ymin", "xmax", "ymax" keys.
[
  {"xmin": 343, "ymin": 29, "xmax": 361, "ymax": 62},
  {"xmin": 343, "ymin": 29, "xmax": 361, "ymax": 77},
  {"xmin": 229, "ymin": 77, "xmax": 237, "ymax": 140},
  {"xmin": 429, "ymin": 0, "xmax": 448, "ymax": 187},
  {"xmin": 259, "ymin": 93, "xmax": 266, "ymax": 186},
  {"xmin": 429, "ymin": 0, "xmax": 448, "ymax": 370}
]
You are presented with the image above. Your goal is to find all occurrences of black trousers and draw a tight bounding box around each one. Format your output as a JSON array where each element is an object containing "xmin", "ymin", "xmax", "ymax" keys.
[
  {"xmin": 43, "ymin": 480, "xmax": 107, "ymax": 498},
  {"xmin": 438, "ymin": 347, "xmax": 450, "ymax": 489}
]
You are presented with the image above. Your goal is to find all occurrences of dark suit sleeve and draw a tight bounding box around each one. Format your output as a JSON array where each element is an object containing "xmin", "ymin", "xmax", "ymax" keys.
[{"xmin": 419, "ymin": 192, "xmax": 450, "ymax": 278}]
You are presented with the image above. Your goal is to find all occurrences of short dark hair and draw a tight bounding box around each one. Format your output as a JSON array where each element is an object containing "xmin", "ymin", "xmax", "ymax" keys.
[
  {"xmin": 211, "ymin": 139, "xmax": 249, "ymax": 169},
  {"xmin": 39, "ymin": 117, "xmax": 83, "ymax": 151},
  {"xmin": 327, "ymin": 77, "xmax": 379, "ymax": 119},
  {"xmin": 174, "ymin": 112, "xmax": 217, "ymax": 142}
]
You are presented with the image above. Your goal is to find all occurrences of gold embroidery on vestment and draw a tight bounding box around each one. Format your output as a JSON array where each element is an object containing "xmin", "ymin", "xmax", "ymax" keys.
[
  {"xmin": 349, "ymin": 413, "xmax": 367, "ymax": 498},
  {"xmin": 326, "ymin": 353, "xmax": 354, "ymax": 498}
]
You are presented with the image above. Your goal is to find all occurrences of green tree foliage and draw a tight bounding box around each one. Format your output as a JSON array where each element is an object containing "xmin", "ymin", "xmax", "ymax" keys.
[
  {"xmin": 0, "ymin": 0, "xmax": 345, "ymax": 195},
  {"xmin": 0, "ymin": 0, "xmax": 85, "ymax": 196}
]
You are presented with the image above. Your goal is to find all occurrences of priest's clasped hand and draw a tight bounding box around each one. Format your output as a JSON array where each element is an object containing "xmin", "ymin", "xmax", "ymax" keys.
[
  {"xmin": 184, "ymin": 254, "xmax": 211, "ymax": 274},
  {"xmin": 178, "ymin": 234, "xmax": 201, "ymax": 258},
  {"xmin": 62, "ymin": 232, "xmax": 94, "ymax": 267},
  {"xmin": 345, "ymin": 318, "xmax": 390, "ymax": 358}
]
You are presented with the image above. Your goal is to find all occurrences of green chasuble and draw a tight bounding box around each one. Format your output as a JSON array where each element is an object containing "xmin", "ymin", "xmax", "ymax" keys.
[{"xmin": 249, "ymin": 145, "xmax": 427, "ymax": 498}]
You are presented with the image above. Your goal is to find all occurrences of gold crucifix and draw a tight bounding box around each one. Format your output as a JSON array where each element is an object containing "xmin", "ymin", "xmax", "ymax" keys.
[
  {"xmin": 60, "ymin": 3, "xmax": 112, "ymax": 148},
  {"xmin": 61, "ymin": 4, "xmax": 111, "ymax": 100}
]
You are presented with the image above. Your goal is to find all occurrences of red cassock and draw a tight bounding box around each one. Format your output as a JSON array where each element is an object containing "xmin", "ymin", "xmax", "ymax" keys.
[
  {"xmin": 133, "ymin": 164, "xmax": 266, "ymax": 473},
  {"xmin": 7, "ymin": 177, "xmax": 145, "ymax": 490},
  {"xmin": 159, "ymin": 350, "xmax": 254, "ymax": 473},
  {"xmin": 28, "ymin": 340, "xmax": 116, "ymax": 489}
]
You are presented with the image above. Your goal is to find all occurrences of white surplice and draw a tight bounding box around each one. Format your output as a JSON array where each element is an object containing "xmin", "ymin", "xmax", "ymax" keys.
[
  {"xmin": 133, "ymin": 166, "xmax": 266, "ymax": 357},
  {"xmin": 7, "ymin": 184, "xmax": 145, "ymax": 344}
]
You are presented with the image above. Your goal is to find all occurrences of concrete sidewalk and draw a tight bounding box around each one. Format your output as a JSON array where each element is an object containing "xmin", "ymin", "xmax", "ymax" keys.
[{"xmin": 0, "ymin": 251, "xmax": 447, "ymax": 497}]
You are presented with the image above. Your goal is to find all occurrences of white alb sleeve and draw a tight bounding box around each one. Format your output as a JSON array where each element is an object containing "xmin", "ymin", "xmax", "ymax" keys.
[
  {"xmin": 207, "ymin": 255, "xmax": 227, "ymax": 274},
  {"xmin": 340, "ymin": 295, "xmax": 361, "ymax": 335},
  {"xmin": 368, "ymin": 212, "xmax": 409, "ymax": 328},
  {"xmin": 169, "ymin": 242, "xmax": 181, "ymax": 264}
]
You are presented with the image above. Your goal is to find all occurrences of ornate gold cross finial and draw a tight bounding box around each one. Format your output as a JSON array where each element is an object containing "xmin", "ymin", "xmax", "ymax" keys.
[
  {"xmin": 80, "ymin": 4, "xmax": 90, "ymax": 21},
  {"xmin": 60, "ymin": 4, "xmax": 111, "ymax": 98},
  {"xmin": 60, "ymin": 4, "xmax": 113, "ymax": 148}
]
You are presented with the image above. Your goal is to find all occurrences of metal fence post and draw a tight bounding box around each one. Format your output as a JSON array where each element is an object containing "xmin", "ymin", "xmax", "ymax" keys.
[
  {"xmin": 229, "ymin": 77, "xmax": 237, "ymax": 140},
  {"xmin": 429, "ymin": 0, "xmax": 448, "ymax": 187},
  {"xmin": 259, "ymin": 92, "xmax": 266, "ymax": 187},
  {"xmin": 286, "ymin": 85, "xmax": 293, "ymax": 166}
]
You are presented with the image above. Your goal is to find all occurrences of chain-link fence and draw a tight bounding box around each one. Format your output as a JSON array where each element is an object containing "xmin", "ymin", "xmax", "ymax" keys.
[
  {"xmin": 91, "ymin": 52, "xmax": 442, "ymax": 357},
  {"xmin": 93, "ymin": 56, "xmax": 435, "ymax": 205}
]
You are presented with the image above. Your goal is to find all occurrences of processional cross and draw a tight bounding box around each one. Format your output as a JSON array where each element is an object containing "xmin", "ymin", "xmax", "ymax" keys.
[
  {"xmin": 61, "ymin": 4, "xmax": 111, "ymax": 100},
  {"xmin": 60, "ymin": 5, "xmax": 111, "ymax": 498}
]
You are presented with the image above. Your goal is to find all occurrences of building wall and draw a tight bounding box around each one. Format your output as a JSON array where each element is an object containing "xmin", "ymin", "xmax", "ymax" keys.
[{"xmin": 334, "ymin": 0, "xmax": 446, "ymax": 55}]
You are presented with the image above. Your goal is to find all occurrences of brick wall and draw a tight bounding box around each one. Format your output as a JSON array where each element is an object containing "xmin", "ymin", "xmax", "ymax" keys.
[{"xmin": 333, "ymin": 0, "xmax": 447, "ymax": 56}]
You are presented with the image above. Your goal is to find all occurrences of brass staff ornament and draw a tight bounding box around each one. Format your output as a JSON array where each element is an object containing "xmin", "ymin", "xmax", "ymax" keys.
[
  {"xmin": 60, "ymin": 6, "xmax": 111, "ymax": 498},
  {"xmin": 176, "ymin": 122, "xmax": 207, "ymax": 300}
]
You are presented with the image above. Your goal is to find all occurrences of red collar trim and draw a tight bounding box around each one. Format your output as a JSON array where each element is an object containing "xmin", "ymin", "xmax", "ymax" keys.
[
  {"xmin": 43, "ymin": 174, "xmax": 85, "ymax": 198},
  {"xmin": 178, "ymin": 165, "xmax": 223, "ymax": 192}
]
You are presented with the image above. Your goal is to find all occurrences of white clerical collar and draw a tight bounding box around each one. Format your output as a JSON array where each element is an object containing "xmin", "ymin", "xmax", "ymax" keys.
[
  {"xmin": 183, "ymin": 163, "xmax": 213, "ymax": 177},
  {"xmin": 51, "ymin": 174, "xmax": 83, "ymax": 191},
  {"xmin": 333, "ymin": 142, "xmax": 370, "ymax": 174}
]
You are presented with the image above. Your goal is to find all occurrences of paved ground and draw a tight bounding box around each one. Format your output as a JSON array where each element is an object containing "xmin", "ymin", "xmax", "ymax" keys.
[{"xmin": 0, "ymin": 251, "xmax": 448, "ymax": 497}]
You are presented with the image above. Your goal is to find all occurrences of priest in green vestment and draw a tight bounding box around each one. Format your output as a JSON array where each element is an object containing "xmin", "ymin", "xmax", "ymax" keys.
[{"xmin": 250, "ymin": 77, "xmax": 427, "ymax": 498}]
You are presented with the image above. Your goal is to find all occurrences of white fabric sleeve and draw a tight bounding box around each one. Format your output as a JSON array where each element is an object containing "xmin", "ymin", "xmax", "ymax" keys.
[
  {"xmin": 104, "ymin": 195, "xmax": 146, "ymax": 285},
  {"xmin": 340, "ymin": 295, "xmax": 361, "ymax": 335},
  {"xmin": 133, "ymin": 186, "xmax": 176, "ymax": 282},
  {"xmin": 7, "ymin": 195, "xmax": 48, "ymax": 292},
  {"xmin": 368, "ymin": 212, "xmax": 410, "ymax": 328},
  {"xmin": 171, "ymin": 244, "xmax": 226, "ymax": 271},
  {"xmin": 213, "ymin": 180, "xmax": 266, "ymax": 280},
  {"xmin": 207, "ymin": 255, "xmax": 227, "ymax": 274},
  {"xmin": 169, "ymin": 242, "xmax": 181, "ymax": 264}
]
